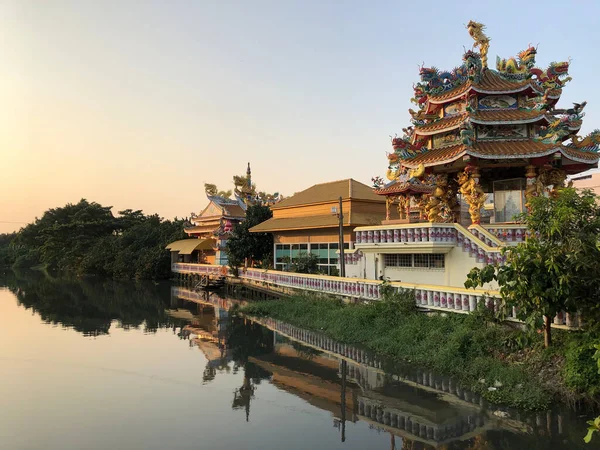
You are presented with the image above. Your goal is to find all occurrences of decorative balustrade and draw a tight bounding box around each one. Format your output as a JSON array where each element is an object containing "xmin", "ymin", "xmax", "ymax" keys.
[
  {"xmin": 354, "ymin": 224, "xmax": 458, "ymax": 246},
  {"xmin": 240, "ymin": 266, "xmax": 496, "ymax": 314},
  {"xmin": 354, "ymin": 223, "xmax": 504, "ymax": 265},
  {"xmin": 172, "ymin": 263, "xmax": 223, "ymax": 275},
  {"xmin": 172, "ymin": 263, "xmax": 580, "ymax": 328},
  {"xmin": 467, "ymin": 225, "xmax": 502, "ymax": 248},
  {"xmin": 241, "ymin": 267, "xmax": 384, "ymax": 300},
  {"xmin": 482, "ymin": 224, "xmax": 528, "ymax": 244}
]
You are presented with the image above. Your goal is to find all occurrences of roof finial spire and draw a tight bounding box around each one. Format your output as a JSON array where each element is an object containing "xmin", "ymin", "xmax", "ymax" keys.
[{"xmin": 246, "ymin": 162, "xmax": 251, "ymax": 187}]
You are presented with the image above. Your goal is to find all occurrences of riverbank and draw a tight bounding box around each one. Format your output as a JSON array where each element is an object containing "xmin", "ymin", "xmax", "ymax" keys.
[{"xmin": 240, "ymin": 290, "xmax": 600, "ymax": 411}]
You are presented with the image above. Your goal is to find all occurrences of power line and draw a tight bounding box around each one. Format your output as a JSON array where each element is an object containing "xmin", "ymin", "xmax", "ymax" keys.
[{"xmin": 0, "ymin": 221, "xmax": 27, "ymax": 224}]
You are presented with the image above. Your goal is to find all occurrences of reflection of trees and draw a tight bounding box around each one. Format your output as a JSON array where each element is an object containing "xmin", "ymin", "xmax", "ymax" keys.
[{"xmin": 1, "ymin": 270, "xmax": 186, "ymax": 336}]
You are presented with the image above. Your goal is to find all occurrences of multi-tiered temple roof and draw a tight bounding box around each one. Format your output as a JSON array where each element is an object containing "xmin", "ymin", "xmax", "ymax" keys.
[
  {"xmin": 373, "ymin": 21, "xmax": 599, "ymax": 225},
  {"xmin": 378, "ymin": 21, "xmax": 598, "ymax": 183}
]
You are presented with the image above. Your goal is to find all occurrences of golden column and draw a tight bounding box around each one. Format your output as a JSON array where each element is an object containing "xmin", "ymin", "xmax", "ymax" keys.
[{"xmin": 458, "ymin": 165, "xmax": 487, "ymax": 224}]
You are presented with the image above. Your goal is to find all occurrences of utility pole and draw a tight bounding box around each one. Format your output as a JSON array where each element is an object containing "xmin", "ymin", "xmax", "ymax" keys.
[
  {"xmin": 340, "ymin": 359, "xmax": 347, "ymax": 443},
  {"xmin": 338, "ymin": 196, "xmax": 346, "ymax": 278}
]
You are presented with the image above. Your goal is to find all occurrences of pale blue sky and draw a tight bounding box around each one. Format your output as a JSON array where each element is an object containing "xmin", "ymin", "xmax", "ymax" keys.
[{"xmin": 1, "ymin": 1, "xmax": 599, "ymax": 232}]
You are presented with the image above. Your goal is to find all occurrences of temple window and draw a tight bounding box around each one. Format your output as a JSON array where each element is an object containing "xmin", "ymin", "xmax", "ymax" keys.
[
  {"xmin": 493, "ymin": 178, "xmax": 526, "ymax": 223},
  {"xmin": 383, "ymin": 254, "xmax": 445, "ymax": 269}
]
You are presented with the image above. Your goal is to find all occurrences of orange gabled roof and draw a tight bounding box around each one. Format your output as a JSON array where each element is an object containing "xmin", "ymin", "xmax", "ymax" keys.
[
  {"xmin": 471, "ymin": 109, "xmax": 547, "ymax": 124},
  {"xmin": 401, "ymin": 140, "xmax": 599, "ymax": 168},
  {"xmin": 272, "ymin": 178, "xmax": 383, "ymax": 209},
  {"xmin": 414, "ymin": 113, "xmax": 468, "ymax": 135},
  {"xmin": 249, "ymin": 212, "xmax": 383, "ymax": 233}
]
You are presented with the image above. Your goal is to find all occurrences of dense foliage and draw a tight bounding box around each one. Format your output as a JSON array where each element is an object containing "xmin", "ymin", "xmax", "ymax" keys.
[
  {"xmin": 242, "ymin": 290, "xmax": 553, "ymax": 410},
  {"xmin": 0, "ymin": 200, "xmax": 186, "ymax": 279},
  {"xmin": 0, "ymin": 232, "xmax": 17, "ymax": 268},
  {"xmin": 225, "ymin": 204, "xmax": 273, "ymax": 269},
  {"xmin": 465, "ymin": 188, "xmax": 600, "ymax": 347}
]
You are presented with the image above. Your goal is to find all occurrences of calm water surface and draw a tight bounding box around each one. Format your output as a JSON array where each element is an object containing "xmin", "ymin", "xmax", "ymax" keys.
[{"xmin": 0, "ymin": 271, "xmax": 597, "ymax": 450}]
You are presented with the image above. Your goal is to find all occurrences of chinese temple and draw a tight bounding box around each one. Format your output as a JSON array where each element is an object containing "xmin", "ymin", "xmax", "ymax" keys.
[
  {"xmin": 167, "ymin": 163, "xmax": 283, "ymax": 266},
  {"xmin": 350, "ymin": 21, "xmax": 599, "ymax": 287},
  {"xmin": 167, "ymin": 166, "xmax": 253, "ymax": 265},
  {"xmin": 374, "ymin": 20, "xmax": 598, "ymax": 226}
]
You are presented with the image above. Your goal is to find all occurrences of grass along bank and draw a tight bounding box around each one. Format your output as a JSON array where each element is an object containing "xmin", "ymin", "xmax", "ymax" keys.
[{"xmin": 240, "ymin": 288, "xmax": 600, "ymax": 411}]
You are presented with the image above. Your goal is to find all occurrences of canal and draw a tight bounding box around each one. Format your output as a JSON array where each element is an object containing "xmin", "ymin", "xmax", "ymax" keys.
[{"xmin": 0, "ymin": 271, "xmax": 596, "ymax": 449}]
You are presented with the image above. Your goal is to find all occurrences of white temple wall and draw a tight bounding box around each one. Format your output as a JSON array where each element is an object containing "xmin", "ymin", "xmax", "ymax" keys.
[{"xmin": 350, "ymin": 247, "xmax": 498, "ymax": 290}]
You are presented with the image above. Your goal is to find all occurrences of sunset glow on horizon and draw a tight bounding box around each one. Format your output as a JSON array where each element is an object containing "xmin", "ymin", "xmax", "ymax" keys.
[{"xmin": 2, "ymin": 0, "xmax": 599, "ymax": 233}]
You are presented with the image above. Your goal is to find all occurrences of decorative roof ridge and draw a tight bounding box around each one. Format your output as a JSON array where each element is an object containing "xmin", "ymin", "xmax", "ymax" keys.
[
  {"xmin": 206, "ymin": 195, "xmax": 239, "ymax": 206},
  {"xmin": 401, "ymin": 143, "xmax": 467, "ymax": 169},
  {"xmin": 413, "ymin": 112, "xmax": 469, "ymax": 136},
  {"xmin": 427, "ymin": 81, "xmax": 472, "ymax": 104}
]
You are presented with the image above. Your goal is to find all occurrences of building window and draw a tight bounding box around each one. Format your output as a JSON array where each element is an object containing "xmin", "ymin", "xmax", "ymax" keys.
[
  {"xmin": 383, "ymin": 254, "xmax": 445, "ymax": 269},
  {"xmin": 413, "ymin": 254, "xmax": 429, "ymax": 268},
  {"xmin": 275, "ymin": 242, "xmax": 353, "ymax": 272},
  {"xmin": 275, "ymin": 244, "xmax": 291, "ymax": 263},
  {"xmin": 494, "ymin": 178, "xmax": 526, "ymax": 223}
]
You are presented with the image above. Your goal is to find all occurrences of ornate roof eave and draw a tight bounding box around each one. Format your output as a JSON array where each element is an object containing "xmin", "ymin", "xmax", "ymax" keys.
[
  {"xmin": 470, "ymin": 114, "xmax": 548, "ymax": 126},
  {"xmin": 413, "ymin": 113, "xmax": 468, "ymax": 137},
  {"xmin": 413, "ymin": 111, "xmax": 549, "ymax": 140},
  {"xmin": 374, "ymin": 182, "xmax": 435, "ymax": 196},
  {"xmin": 400, "ymin": 142, "xmax": 599, "ymax": 169},
  {"xmin": 401, "ymin": 144, "xmax": 467, "ymax": 169},
  {"xmin": 425, "ymin": 80, "xmax": 561, "ymax": 108}
]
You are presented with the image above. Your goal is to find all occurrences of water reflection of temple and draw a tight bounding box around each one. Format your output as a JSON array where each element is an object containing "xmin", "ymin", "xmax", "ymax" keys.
[
  {"xmin": 250, "ymin": 316, "xmax": 571, "ymax": 449},
  {"xmin": 168, "ymin": 286, "xmax": 573, "ymax": 449},
  {"xmin": 249, "ymin": 330, "xmax": 489, "ymax": 448},
  {"xmin": 168, "ymin": 287, "xmax": 244, "ymax": 381}
]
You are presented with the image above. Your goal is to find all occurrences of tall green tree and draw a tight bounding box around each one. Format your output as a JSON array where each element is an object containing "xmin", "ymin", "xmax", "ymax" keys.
[
  {"xmin": 0, "ymin": 233, "xmax": 17, "ymax": 267},
  {"xmin": 465, "ymin": 188, "xmax": 600, "ymax": 347},
  {"xmin": 7, "ymin": 199, "xmax": 187, "ymax": 279},
  {"xmin": 225, "ymin": 205, "xmax": 273, "ymax": 269}
]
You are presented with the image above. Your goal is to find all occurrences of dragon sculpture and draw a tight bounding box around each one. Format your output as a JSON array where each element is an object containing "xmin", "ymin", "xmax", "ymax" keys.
[
  {"xmin": 569, "ymin": 129, "xmax": 600, "ymax": 152},
  {"xmin": 372, "ymin": 176, "xmax": 385, "ymax": 189},
  {"xmin": 467, "ymin": 21, "xmax": 491, "ymax": 69},
  {"xmin": 529, "ymin": 60, "xmax": 572, "ymax": 90},
  {"xmin": 464, "ymin": 50, "xmax": 483, "ymax": 82},
  {"xmin": 418, "ymin": 65, "xmax": 469, "ymax": 94},
  {"xmin": 424, "ymin": 175, "xmax": 458, "ymax": 223},
  {"xmin": 534, "ymin": 166, "xmax": 569, "ymax": 198},
  {"xmin": 521, "ymin": 88, "xmax": 552, "ymax": 111},
  {"xmin": 535, "ymin": 117, "xmax": 574, "ymax": 144},
  {"xmin": 388, "ymin": 134, "xmax": 428, "ymax": 160},
  {"xmin": 410, "ymin": 84, "xmax": 428, "ymax": 106},
  {"xmin": 457, "ymin": 167, "xmax": 487, "ymax": 224},
  {"xmin": 459, "ymin": 120, "xmax": 475, "ymax": 146},
  {"xmin": 496, "ymin": 45, "xmax": 537, "ymax": 78},
  {"xmin": 535, "ymin": 104, "xmax": 587, "ymax": 145},
  {"xmin": 397, "ymin": 195, "xmax": 411, "ymax": 220},
  {"xmin": 410, "ymin": 51, "xmax": 482, "ymax": 111}
]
